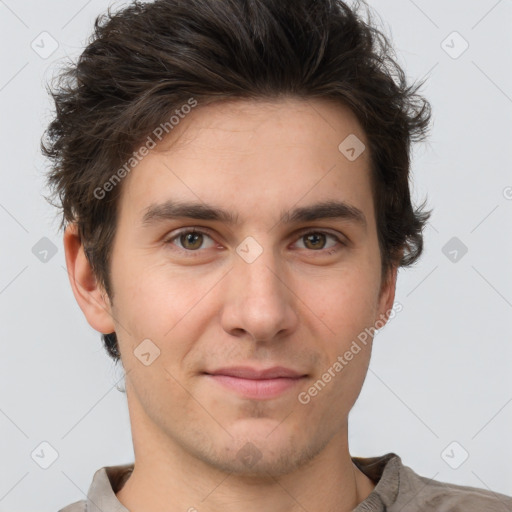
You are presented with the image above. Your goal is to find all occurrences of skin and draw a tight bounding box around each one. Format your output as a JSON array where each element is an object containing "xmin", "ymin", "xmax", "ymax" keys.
[{"xmin": 64, "ymin": 97, "xmax": 398, "ymax": 512}]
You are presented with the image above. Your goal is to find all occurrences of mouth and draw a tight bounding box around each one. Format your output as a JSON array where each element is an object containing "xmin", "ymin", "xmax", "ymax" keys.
[{"xmin": 203, "ymin": 366, "xmax": 308, "ymax": 400}]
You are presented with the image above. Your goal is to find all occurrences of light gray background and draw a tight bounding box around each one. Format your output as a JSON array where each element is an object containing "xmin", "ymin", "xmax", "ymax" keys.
[{"xmin": 0, "ymin": 0, "xmax": 511, "ymax": 510}]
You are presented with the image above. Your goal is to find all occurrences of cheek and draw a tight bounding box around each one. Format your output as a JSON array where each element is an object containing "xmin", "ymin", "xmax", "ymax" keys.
[
  {"xmin": 293, "ymin": 264, "xmax": 380, "ymax": 400},
  {"xmin": 298, "ymin": 262, "xmax": 381, "ymax": 335},
  {"xmin": 110, "ymin": 261, "xmax": 220, "ymax": 357}
]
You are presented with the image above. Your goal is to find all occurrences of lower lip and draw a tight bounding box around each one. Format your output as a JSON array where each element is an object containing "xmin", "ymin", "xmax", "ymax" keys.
[{"xmin": 206, "ymin": 374, "xmax": 306, "ymax": 400}]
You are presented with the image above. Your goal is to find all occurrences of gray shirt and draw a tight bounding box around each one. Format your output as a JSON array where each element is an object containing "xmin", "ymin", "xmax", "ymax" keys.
[{"xmin": 58, "ymin": 452, "xmax": 512, "ymax": 511}]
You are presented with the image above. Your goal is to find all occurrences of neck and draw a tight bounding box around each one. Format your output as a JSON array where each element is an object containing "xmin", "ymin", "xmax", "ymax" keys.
[{"xmin": 116, "ymin": 386, "xmax": 375, "ymax": 512}]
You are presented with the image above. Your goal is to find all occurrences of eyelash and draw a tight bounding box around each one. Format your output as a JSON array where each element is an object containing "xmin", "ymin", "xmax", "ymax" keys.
[{"xmin": 163, "ymin": 227, "xmax": 345, "ymax": 256}]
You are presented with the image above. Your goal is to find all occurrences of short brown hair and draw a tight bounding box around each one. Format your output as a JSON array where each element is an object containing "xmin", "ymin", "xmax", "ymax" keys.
[{"xmin": 42, "ymin": 0, "xmax": 432, "ymax": 363}]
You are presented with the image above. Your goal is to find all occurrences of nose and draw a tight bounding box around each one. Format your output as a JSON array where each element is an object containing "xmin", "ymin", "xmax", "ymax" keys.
[{"xmin": 220, "ymin": 245, "xmax": 299, "ymax": 343}]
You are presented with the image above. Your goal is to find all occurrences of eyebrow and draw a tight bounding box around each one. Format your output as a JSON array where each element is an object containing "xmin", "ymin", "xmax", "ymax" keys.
[{"xmin": 141, "ymin": 199, "xmax": 367, "ymax": 230}]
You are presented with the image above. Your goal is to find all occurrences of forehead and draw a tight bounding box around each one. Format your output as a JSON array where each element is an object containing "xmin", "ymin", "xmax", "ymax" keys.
[{"xmin": 117, "ymin": 97, "xmax": 374, "ymax": 227}]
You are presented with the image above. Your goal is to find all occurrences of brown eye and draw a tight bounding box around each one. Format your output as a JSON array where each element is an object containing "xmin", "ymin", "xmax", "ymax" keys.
[
  {"xmin": 303, "ymin": 232, "xmax": 327, "ymax": 250},
  {"xmin": 292, "ymin": 230, "xmax": 343, "ymax": 253},
  {"xmin": 180, "ymin": 232, "xmax": 204, "ymax": 250},
  {"xmin": 165, "ymin": 229, "xmax": 216, "ymax": 252}
]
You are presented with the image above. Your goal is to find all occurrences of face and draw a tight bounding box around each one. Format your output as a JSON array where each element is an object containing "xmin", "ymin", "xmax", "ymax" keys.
[{"xmin": 103, "ymin": 98, "xmax": 396, "ymax": 476}]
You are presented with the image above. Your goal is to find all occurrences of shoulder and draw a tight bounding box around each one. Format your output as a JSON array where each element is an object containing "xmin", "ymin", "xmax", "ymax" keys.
[
  {"xmin": 353, "ymin": 452, "xmax": 512, "ymax": 511},
  {"xmin": 395, "ymin": 460, "xmax": 512, "ymax": 511},
  {"xmin": 57, "ymin": 499, "xmax": 86, "ymax": 512},
  {"xmin": 56, "ymin": 463, "xmax": 133, "ymax": 512}
]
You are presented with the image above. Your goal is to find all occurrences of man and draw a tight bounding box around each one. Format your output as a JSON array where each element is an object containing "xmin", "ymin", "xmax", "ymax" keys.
[{"xmin": 42, "ymin": 0, "xmax": 512, "ymax": 510}]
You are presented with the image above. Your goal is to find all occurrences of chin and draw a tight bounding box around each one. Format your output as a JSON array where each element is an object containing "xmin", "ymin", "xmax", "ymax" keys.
[{"xmin": 196, "ymin": 422, "xmax": 326, "ymax": 478}]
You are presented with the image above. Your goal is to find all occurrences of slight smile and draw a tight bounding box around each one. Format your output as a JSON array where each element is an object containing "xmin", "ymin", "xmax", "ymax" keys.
[{"xmin": 204, "ymin": 366, "xmax": 309, "ymax": 400}]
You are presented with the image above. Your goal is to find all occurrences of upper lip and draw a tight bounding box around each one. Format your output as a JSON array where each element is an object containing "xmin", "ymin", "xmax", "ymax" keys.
[{"xmin": 205, "ymin": 366, "xmax": 306, "ymax": 379}]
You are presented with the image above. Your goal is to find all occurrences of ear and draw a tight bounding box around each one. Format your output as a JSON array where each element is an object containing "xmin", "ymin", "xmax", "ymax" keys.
[
  {"xmin": 375, "ymin": 262, "xmax": 399, "ymax": 328},
  {"xmin": 63, "ymin": 223, "xmax": 116, "ymax": 334}
]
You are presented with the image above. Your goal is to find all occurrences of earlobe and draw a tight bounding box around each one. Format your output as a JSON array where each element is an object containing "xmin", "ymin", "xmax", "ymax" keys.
[
  {"xmin": 376, "ymin": 264, "xmax": 399, "ymax": 328},
  {"xmin": 63, "ymin": 223, "xmax": 116, "ymax": 334}
]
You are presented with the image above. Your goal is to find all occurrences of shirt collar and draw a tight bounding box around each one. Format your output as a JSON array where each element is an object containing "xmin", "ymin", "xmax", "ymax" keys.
[
  {"xmin": 85, "ymin": 453, "xmax": 402, "ymax": 511},
  {"xmin": 352, "ymin": 452, "xmax": 402, "ymax": 511},
  {"xmin": 86, "ymin": 463, "xmax": 133, "ymax": 512}
]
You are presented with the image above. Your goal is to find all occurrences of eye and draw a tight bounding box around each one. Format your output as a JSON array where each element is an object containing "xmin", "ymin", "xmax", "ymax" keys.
[
  {"xmin": 165, "ymin": 229, "xmax": 216, "ymax": 251},
  {"xmin": 163, "ymin": 228, "xmax": 344, "ymax": 256},
  {"xmin": 293, "ymin": 230, "xmax": 342, "ymax": 251}
]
